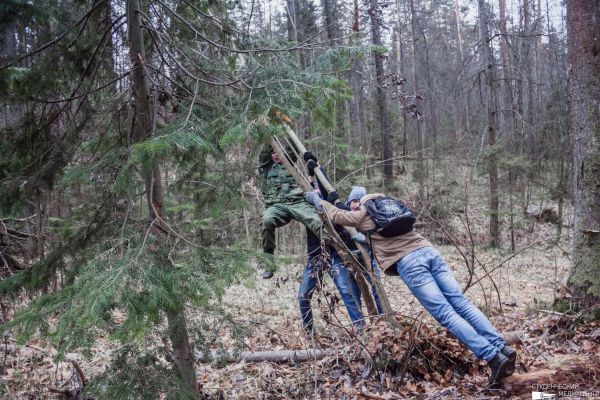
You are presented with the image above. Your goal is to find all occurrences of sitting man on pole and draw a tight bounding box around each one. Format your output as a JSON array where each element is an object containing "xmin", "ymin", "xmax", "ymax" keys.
[{"xmin": 257, "ymin": 144, "xmax": 326, "ymax": 279}]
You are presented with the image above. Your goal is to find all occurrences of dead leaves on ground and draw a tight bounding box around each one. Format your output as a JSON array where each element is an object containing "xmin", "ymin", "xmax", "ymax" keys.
[
  {"xmin": 195, "ymin": 313, "xmax": 600, "ymax": 399},
  {"xmin": 3, "ymin": 313, "xmax": 599, "ymax": 398}
]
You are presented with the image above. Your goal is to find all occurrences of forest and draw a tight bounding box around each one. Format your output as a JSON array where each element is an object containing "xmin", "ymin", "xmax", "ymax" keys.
[{"xmin": 0, "ymin": 0, "xmax": 599, "ymax": 398}]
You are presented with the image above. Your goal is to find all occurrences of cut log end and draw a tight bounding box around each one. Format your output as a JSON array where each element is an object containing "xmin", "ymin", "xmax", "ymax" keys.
[
  {"xmin": 502, "ymin": 362, "xmax": 600, "ymax": 396},
  {"xmin": 0, "ymin": 344, "xmax": 16, "ymax": 354}
]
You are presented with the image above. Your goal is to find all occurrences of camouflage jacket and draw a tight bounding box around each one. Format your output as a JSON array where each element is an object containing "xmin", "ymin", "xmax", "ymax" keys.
[{"xmin": 258, "ymin": 145, "xmax": 303, "ymax": 206}]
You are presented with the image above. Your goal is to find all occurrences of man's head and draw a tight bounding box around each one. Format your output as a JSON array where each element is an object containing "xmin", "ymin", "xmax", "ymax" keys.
[
  {"xmin": 346, "ymin": 186, "xmax": 367, "ymax": 211},
  {"xmin": 271, "ymin": 150, "xmax": 281, "ymax": 163},
  {"xmin": 349, "ymin": 199, "xmax": 361, "ymax": 211}
]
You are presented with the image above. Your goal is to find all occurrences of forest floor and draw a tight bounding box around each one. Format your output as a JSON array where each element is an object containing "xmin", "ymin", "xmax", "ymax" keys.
[
  {"xmin": 195, "ymin": 230, "xmax": 598, "ymax": 400},
  {"xmin": 4, "ymin": 225, "xmax": 600, "ymax": 399},
  {"xmin": 3, "ymin": 173, "xmax": 600, "ymax": 399}
]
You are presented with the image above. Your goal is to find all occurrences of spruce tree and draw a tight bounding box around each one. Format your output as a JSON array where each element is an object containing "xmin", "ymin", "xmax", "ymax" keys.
[{"xmin": 0, "ymin": 0, "xmax": 354, "ymax": 396}]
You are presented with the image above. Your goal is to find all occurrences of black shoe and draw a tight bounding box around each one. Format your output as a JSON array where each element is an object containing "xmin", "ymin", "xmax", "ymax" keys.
[
  {"xmin": 488, "ymin": 352, "xmax": 510, "ymax": 385},
  {"xmin": 261, "ymin": 248, "xmax": 275, "ymax": 279},
  {"xmin": 501, "ymin": 345, "xmax": 517, "ymax": 376},
  {"xmin": 262, "ymin": 270, "xmax": 274, "ymax": 279}
]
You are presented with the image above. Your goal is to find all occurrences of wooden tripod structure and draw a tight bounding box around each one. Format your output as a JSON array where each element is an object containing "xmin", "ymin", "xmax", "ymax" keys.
[{"xmin": 270, "ymin": 118, "xmax": 398, "ymax": 327}]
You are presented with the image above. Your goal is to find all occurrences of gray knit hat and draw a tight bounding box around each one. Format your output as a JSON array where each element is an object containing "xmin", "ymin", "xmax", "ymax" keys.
[{"xmin": 346, "ymin": 186, "xmax": 367, "ymax": 206}]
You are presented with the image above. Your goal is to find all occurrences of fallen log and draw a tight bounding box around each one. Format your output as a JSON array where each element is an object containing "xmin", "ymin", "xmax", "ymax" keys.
[
  {"xmin": 195, "ymin": 349, "xmax": 331, "ymax": 364},
  {"xmin": 526, "ymin": 204, "xmax": 561, "ymax": 225},
  {"xmin": 196, "ymin": 330, "xmax": 522, "ymax": 365},
  {"xmin": 502, "ymin": 361, "xmax": 600, "ymax": 397}
]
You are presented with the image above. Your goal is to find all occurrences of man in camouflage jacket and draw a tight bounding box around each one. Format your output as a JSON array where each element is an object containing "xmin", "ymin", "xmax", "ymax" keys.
[{"xmin": 257, "ymin": 144, "xmax": 325, "ymax": 279}]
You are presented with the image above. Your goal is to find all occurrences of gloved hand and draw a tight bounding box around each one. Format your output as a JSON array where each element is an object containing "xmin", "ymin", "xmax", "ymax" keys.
[
  {"xmin": 304, "ymin": 191, "xmax": 325, "ymax": 213},
  {"xmin": 327, "ymin": 191, "xmax": 339, "ymax": 204},
  {"xmin": 303, "ymin": 151, "xmax": 318, "ymax": 162},
  {"xmin": 351, "ymin": 232, "xmax": 368, "ymax": 245},
  {"xmin": 307, "ymin": 159, "xmax": 318, "ymax": 176}
]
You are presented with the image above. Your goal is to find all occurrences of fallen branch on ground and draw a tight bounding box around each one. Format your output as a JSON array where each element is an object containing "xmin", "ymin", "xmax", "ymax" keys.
[
  {"xmin": 194, "ymin": 330, "xmax": 523, "ymax": 365},
  {"xmin": 195, "ymin": 348, "xmax": 331, "ymax": 363}
]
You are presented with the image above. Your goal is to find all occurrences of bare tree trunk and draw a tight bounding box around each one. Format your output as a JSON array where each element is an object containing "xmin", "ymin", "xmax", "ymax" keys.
[
  {"xmin": 127, "ymin": 0, "xmax": 198, "ymax": 393},
  {"xmin": 498, "ymin": 0, "xmax": 515, "ymax": 135},
  {"xmin": 535, "ymin": 0, "xmax": 544, "ymax": 117},
  {"xmin": 478, "ymin": 0, "xmax": 501, "ymax": 248},
  {"xmin": 502, "ymin": 360, "xmax": 600, "ymax": 396},
  {"xmin": 350, "ymin": 66, "xmax": 365, "ymax": 152},
  {"xmin": 166, "ymin": 309, "xmax": 198, "ymax": 391},
  {"xmin": 322, "ymin": 0, "xmax": 338, "ymax": 44},
  {"xmin": 498, "ymin": 0, "xmax": 517, "ymax": 250},
  {"xmin": 285, "ymin": 0, "xmax": 297, "ymax": 42},
  {"xmin": 409, "ymin": 0, "xmax": 426, "ymax": 206},
  {"xmin": 0, "ymin": 20, "xmax": 17, "ymax": 64},
  {"xmin": 453, "ymin": 0, "xmax": 470, "ymax": 144},
  {"xmin": 349, "ymin": 1, "xmax": 365, "ymax": 154},
  {"xmin": 556, "ymin": 149, "xmax": 565, "ymax": 241},
  {"xmin": 369, "ymin": 0, "xmax": 394, "ymax": 188},
  {"xmin": 567, "ymin": 0, "xmax": 600, "ymax": 314},
  {"xmin": 197, "ymin": 349, "xmax": 330, "ymax": 363},
  {"xmin": 415, "ymin": 17, "xmax": 439, "ymax": 161},
  {"xmin": 523, "ymin": 0, "xmax": 538, "ymax": 165},
  {"xmin": 103, "ymin": 0, "xmax": 115, "ymax": 74},
  {"xmin": 395, "ymin": 0, "xmax": 407, "ymax": 159},
  {"xmin": 0, "ymin": 20, "xmax": 24, "ymax": 130}
]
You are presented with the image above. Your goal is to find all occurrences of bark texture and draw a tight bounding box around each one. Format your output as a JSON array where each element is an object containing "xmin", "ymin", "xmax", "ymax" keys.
[
  {"xmin": 196, "ymin": 349, "xmax": 329, "ymax": 363},
  {"xmin": 369, "ymin": 0, "xmax": 394, "ymax": 188},
  {"xmin": 322, "ymin": 0, "xmax": 338, "ymax": 44},
  {"xmin": 567, "ymin": 0, "xmax": 600, "ymax": 312},
  {"xmin": 477, "ymin": 0, "xmax": 501, "ymax": 247},
  {"xmin": 502, "ymin": 360, "xmax": 600, "ymax": 396},
  {"xmin": 409, "ymin": 0, "xmax": 426, "ymax": 205}
]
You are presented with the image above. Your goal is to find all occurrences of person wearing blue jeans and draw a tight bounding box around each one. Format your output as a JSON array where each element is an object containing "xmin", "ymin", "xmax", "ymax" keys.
[
  {"xmin": 298, "ymin": 155, "xmax": 383, "ymax": 333},
  {"xmin": 396, "ymin": 247, "xmax": 506, "ymax": 361},
  {"xmin": 298, "ymin": 249, "xmax": 366, "ymax": 333},
  {"xmin": 305, "ymin": 190, "xmax": 518, "ymax": 385}
]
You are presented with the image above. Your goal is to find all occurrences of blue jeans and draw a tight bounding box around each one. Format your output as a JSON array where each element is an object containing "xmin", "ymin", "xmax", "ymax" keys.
[
  {"xmin": 298, "ymin": 252, "xmax": 365, "ymax": 331},
  {"xmin": 396, "ymin": 247, "xmax": 505, "ymax": 361}
]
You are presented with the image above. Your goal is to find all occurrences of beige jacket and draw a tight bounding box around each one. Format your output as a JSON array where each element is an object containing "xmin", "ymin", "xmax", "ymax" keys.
[{"xmin": 323, "ymin": 194, "xmax": 431, "ymax": 276}]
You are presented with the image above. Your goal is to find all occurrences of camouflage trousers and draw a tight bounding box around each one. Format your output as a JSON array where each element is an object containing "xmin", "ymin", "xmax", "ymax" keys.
[{"xmin": 261, "ymin": 201, "xmax": 326, "ymax": 252}]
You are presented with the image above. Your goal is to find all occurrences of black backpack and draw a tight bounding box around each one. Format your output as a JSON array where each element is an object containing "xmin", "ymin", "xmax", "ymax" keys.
[{"xmin": 363, "ymin": 197, "xmax": 416, "ymax": 237}]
